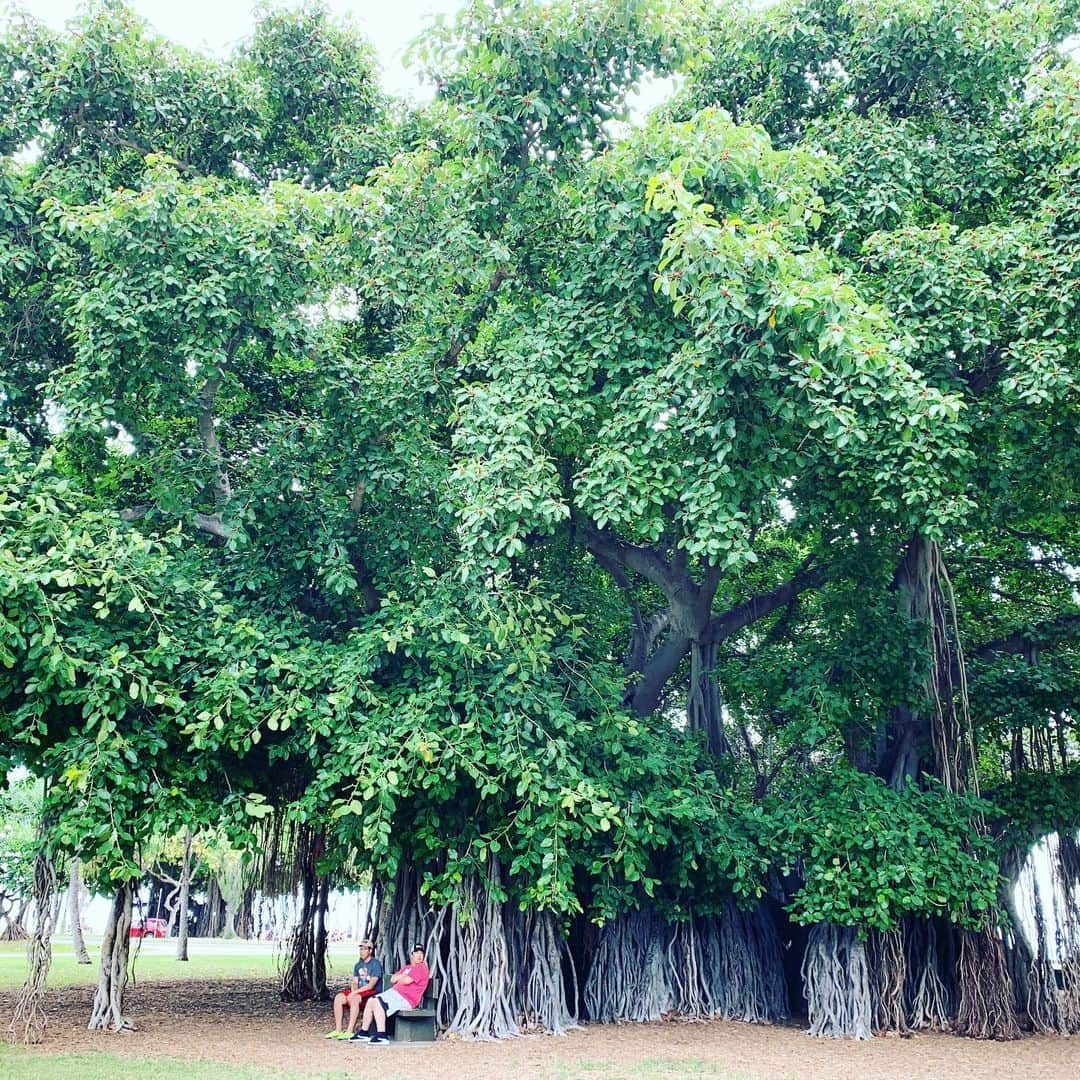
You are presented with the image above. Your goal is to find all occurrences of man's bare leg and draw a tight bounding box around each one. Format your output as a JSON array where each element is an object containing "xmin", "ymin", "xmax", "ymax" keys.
[
  {"xmin": 359, "ymin": 996, "xmax": 377, "ymax": 1032},
  {"xmin": 331, "ymin": 991, "xmax": 348, "ymax": 1033},
  {"xmin": 370, "ymin": 996, "xmax": 387, "ymax": 1033},
  {"xmin": 346, "ymin": 991, "xmax": 365, "ymax": 1032}
]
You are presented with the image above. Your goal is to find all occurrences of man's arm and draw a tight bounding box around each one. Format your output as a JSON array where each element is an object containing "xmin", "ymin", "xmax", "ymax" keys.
[{"xmin": 360, "ymin": 960, "xmax": 382, "ymax": 993}]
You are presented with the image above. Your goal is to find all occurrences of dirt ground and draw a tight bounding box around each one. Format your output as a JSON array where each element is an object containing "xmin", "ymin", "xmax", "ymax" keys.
[{"xmin": 6, "ymin": 979, "xmax": 1080, "ymax": 1080}]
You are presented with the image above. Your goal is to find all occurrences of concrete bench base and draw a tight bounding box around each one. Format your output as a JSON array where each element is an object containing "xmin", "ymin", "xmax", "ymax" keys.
[{"xmin": 389, "ymin": 1009, "xmax": 436, "ymax": 1042}]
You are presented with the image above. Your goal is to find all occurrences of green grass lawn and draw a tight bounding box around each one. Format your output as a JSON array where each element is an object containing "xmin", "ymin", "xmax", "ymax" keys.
[
  {"xmin": 0, "ymin": 1048, "xmax": 345, "ymax": 1080},
  {"xmin": 0, "ymin": 938, "xmax": 361, "ymax": 991},
  {"xmin": 0, "ymin": 1049, "xmax": 761, "ymax": 1080}
]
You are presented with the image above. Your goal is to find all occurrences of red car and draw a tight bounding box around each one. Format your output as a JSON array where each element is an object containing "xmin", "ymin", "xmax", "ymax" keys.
[{"xmin": 129, "ymin": 917, "xmax": 168, "ymax": 939}]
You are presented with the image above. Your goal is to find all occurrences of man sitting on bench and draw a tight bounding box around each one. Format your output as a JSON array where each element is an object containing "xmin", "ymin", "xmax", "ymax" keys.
[
  {"xmin": 325, "ymin": 939, "xmax": 382, "ymax": 1038},
  {"xmin": 351, "ymin": 943, "xmax": 430, "ymax": 1045}
]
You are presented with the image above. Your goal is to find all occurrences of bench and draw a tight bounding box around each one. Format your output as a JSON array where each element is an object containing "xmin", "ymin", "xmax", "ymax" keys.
[{"xmin": 386, "ymin": 976, "xmax": 439, "ymax": 1043}]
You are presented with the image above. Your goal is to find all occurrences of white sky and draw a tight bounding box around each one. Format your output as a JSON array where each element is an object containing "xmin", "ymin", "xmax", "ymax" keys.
[
  {"xmin": 15, "ymin": 0, "xmax": 677, "ymax": 116},
  {"xmin": 15, "ymin": 1, "xmax": 467, "ymax": 96}
]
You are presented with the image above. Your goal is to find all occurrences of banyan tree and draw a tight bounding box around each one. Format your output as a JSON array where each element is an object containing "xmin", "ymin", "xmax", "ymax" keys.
[{"xmin": 3, "ymin": 0, "xmax": 1080, "ymax": 1049}]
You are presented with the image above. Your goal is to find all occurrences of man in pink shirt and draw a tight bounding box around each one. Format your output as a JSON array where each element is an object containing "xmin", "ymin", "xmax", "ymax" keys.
[{"xmin": 351, "ymin": 943, "xmax": 431, "ymax": 1045}]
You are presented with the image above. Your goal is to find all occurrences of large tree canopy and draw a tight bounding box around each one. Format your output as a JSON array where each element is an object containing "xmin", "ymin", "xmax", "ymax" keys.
[{"xmin": 1, "ymin": 0, "xmax": 1078, "ymax": 1044}]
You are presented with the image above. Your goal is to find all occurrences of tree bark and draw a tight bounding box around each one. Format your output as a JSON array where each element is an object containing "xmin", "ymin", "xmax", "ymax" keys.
[
  {"xmin": 0, "ymin": 894, "xmax": 28, "ymax": 941},
  {"xmin": 584, "ymin": 516, "xmax": 825, "ymax": 730},
  {"xmin": 687, "ymin": 640, "xmax": 728, "ymax": 757},
  {"xmin": 879, "ymin": 534, "xmax": 973, "ymax": 792},
  {"xmin": 7, "ymin": 849, "xmax": 61, "ymax": 1044},
  {"xmin": 280, "ymin": 830, "xmax": 330, "ymax": 1001},
  {"xmin": 176, "ymin": 828, "xmax": 191, "ymax": 961},
  {"xmin": 954, "ymin": 926, "xmax": 1021, "ymax": 1040},
  {"xmin": 628, "ymin": 633, "xmax": 691, "ymax": 716},
  {"xmin": 313, "ymin": 877, "xmax": 329, "ymax": 998},
  {"xmin": 87, "ymin": 880, "xmax": 135, "ymax": 1032},
  {"xmin": 69, "ymin": 859, "xmax": 91, "ymax": 965},
  {"xmin": 233, "ymin": 886, "xmax": 255, "ymax": 940},
  {"xmin": 196, "ymin": 875, "xmax": 226, "ymax": 937}
]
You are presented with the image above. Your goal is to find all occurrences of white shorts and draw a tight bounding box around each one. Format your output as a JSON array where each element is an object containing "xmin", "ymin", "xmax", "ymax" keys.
[{"xmin": 377, "ymin": 988, "xmax": 413, "ymax": 1016}]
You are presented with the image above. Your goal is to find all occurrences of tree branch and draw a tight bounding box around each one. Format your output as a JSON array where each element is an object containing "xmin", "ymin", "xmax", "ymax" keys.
[
  {"xmin": 443, "ymin": 267, "xmax": 511, "ymax": 368},
  {"xmin": 197, "ymin": 369, "xmax": 231, "ymax": 512},
  {"xmin": 970, "ymin": 613, "xmax": 1080, "ymax": 664},
  {"xmin": 80, "ymin": 118, "xmax": 200, "ymax": 176},
  {"xmin": 119, "ymin": 503, "xmax": 236, "ymax": 540},
  {"xmin": 703, "ymin": 561, "xmax": 827, "ymax": 644},
  {"xmin": 578, "ymin": 519, "xmax": 696, "ymax": 607},
  {"xmin": 628, "ymin": 632, "xmax": 691, "ymax": 717}
]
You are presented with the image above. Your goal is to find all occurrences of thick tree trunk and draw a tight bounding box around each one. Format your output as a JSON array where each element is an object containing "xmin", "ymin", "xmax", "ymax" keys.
[
  {"xmin": 1051, "ymin": 833, "xmax": 1080, "ymax": 1032},
  {"xmin": 233, "ymin": 886, "xmax": 255, "ymax": 940},
  {"xmin": 69, "ymin": 859, "xmax": 91, "ymax": 965},
  {"xmin": 628, "ymin": 633, "xmax": 691, "ymax": 716},
  {"xmin": 7, "ymin": 849, "xmax": 61, "ymax": 1044},
  {"xmin": 87, "ymin": 880, "xmax": 136, "ymax": 1032},
  {"xmin": 881, "ymin": 535, "xmax": 933, "ymax": 786},
  {"xmin": 176, "ymin": 829, "xmax": 191, "ymax": 961},
  {"xmin": 687, "ymin": 640, "xmax": 728, "ymax": 757},
  {"xmin": 195, "ymin": 876, "xmax": 226, "ymax": 937}
]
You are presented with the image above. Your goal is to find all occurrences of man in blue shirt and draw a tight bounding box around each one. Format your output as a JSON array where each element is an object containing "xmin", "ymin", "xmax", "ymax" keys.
[{"xmin": 326, "ymin": 939, "xmax": 383, "ymax": 1038}]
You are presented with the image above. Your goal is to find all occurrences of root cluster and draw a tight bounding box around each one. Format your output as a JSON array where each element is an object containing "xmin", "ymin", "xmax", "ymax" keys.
[{"xmin": 585, "ymin": 903, "xmax": 788, "ymax": 1025}]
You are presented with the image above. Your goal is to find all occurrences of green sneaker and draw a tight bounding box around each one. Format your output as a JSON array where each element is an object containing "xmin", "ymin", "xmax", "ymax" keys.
[
  {"xmin": 334, "ymin": 1031, "xmax": 352, "ymax": 1040},
  {"xmin": 324, "ymin": 1030, "xmax": 342, "ymax": 1039}
]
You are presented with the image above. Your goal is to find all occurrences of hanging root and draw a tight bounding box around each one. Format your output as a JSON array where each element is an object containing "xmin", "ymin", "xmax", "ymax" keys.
[
  {"xmin": 383, "ymin": 856, "xmax": 576, "ymax": 1039},
  {"xmin": 954, "ymin": 926, "xmax": 1021, "ymax": 1040},
  {"xmin": 87, "ymin": 881, "xmax": 136, "ymax": 1032},
  {"xmin": 1049, "ymin": 832, "xmax": 1080, "ymax": 1032},
  {"xmin": 517, "ymin": 908, "xmax": 578, "ymax": 1035},
  {"xmin": 711, "ymin": 902, "xmax": 788, "ymax": 1023},
  {"xmin": 378, "ymin": 860, "xmax": 434, "ymax": 973},
  {"xmin": 924, "ymin": 541, "xmax": 978, "ymax": 796},
  {"xmin": 584, "ymin": 908, "xmax": 673, "ymax": 1023},
  {"xmin": 867, "ymin": 926, "xmax": 908, "ymax": 1035},
  {"xmin": 802, "ymin": 922, "xmax": 872, "ymax": 1039},
  {"xmin": 7, "ymin": 850, "xmax": 60, "ymax": 1044},
  {"xmin": 903, "ymin": 918, "xmax": 952, "ymax": 1030},
  {"xmin": 668, "ymin": 919, "xmax": 710, "ymax": 1017},
  {"xmin": 584, "ymin": 903, "xmax": 786, "ymax": 1025},
  {"xmin": 279, "ymin": 827, "xmax": 330, "ymax": 1002},
  {"xmin": 441, "ymin": 860, "xmax": 519, "ymax": 1039}
]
